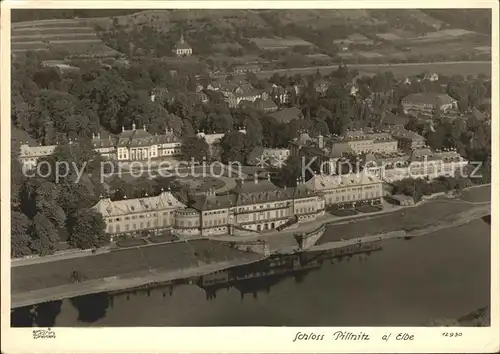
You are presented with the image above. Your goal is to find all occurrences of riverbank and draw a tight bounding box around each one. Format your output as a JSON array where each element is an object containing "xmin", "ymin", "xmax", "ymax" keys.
[
  {"xmin": 11, "ymin": 201, "xmax": 490, "ymax": 309},
  {"xmin": 12, "ymin": 256, "xmax": 266, "ymax": 309}
]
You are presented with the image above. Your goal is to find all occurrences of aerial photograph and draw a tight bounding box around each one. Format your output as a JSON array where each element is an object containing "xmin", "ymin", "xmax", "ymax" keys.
[{"xmin": 9, "ymin": 8, "xmax": 492, "ymax": 327}]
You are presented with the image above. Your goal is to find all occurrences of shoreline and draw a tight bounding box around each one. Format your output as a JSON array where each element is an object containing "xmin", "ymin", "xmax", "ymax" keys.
[{"xmin": 11, "ymin": 202, "xmax": 490, "ymax": 309}]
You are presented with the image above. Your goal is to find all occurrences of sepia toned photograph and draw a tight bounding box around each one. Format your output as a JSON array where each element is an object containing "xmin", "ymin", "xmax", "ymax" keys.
[{"xmin": 4, "ymin": 4, "xmax": 495, "ymax": 338}]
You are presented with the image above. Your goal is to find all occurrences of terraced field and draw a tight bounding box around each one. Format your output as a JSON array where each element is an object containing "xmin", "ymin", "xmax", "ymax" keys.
[{"xmin": 11, "ymin": 19, "xmax": 123, "ymax": 58}]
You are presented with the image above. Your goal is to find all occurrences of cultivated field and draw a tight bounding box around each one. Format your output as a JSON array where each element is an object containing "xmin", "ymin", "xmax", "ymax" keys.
[
  {"xmin": 252, "ymin": 61, "xmax": 491, "ymax": 79},
  {"xmin": 11, "ymin": 19, "xmax": 122, "ymax": 58}
]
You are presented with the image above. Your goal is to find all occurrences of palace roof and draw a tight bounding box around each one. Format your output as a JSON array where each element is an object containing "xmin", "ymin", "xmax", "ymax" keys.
[
  {"xmin": 305, "ymin": 172, "xmax": 382, "ymax": 191},
  {"xmin": 92, "ymin": 192, "xmax": 186, "ymax": 218}
]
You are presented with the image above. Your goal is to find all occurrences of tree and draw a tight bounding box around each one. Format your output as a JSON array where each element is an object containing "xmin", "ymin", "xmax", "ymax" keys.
[
  {"xmin": 67, "ymin": 209, "xmax": 108, "ymax": 250},
  {"xmin": 220, "ymin": 131, "xmax": 247, "ymax": 163},
  {"xmin": 29, "ymin": 213, "xmax": 59, "ymax": 256},
  {"xmin": 11, "ymin": 211, "xmax": 32, "ymax": 257},
  {"xmin": 181, "ymin": 136, "xmax": 210, "ymax": 162},
  {"xmin": 276, "ymin": 156, "xmax": 304, "ymax": 187}
]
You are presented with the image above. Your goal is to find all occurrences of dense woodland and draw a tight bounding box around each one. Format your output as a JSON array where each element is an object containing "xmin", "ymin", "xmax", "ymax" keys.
[{"xmin": 11, "ymin": 49, "xmax": 491, "ymax": 257}]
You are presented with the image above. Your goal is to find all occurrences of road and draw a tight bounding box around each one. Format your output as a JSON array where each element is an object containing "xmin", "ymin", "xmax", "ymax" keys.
[{"xmin": 212, "ymin": 60, "xmax": 491, "ymax": 79}]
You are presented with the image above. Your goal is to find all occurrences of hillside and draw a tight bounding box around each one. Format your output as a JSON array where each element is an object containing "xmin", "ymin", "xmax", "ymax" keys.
[
  {"xmin": 11, "ymin": 18, "xmax": 123, "ymax": 58},
  {"xmin": 11, "ymin": 9, "xmax": 492, "ymax": 64}
]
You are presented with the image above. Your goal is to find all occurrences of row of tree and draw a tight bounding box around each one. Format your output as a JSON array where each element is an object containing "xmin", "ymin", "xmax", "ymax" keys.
[{"xmin": 11, "ymin": 143, "xmax": 108, "ymax": 257}]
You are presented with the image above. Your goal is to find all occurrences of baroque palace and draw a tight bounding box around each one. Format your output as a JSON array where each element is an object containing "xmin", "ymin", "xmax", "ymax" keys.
[{"xmin": 91, "ymin": 172, "xmax": 385, "ymax": 240}]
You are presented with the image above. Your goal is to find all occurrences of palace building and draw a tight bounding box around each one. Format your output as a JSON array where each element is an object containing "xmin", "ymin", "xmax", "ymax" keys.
[
  {"xmin": 18, "ymin": 125, "xmax": 183, "ymax": 169},
  {"xmin": 401, "ymin": 93, "xmax": 458, "ymax": 117},
  {"xmin": 18, "ymin": 143, "xmax": 58, "ymax": 170},
  {"xmin": 92, "ymin": 190, "xmax": 186, "ymax": 237},
  {"xmin": 304, "ymin": 172, "xmax": 383, "ymax": 207},
  {"xmin": 362, "ymin": 148, "xmax": 468, "ymax": 183},
  {"xmin": 343, "ymin": 130, "xmax": 398, "ymax": 154},
  {"xmin": 92, "ymin": 174, "xmax": 326, "ymax": 239},
  {"xmin": 115, "ymin": 124, "xmax": 182, "ymax": 161}
]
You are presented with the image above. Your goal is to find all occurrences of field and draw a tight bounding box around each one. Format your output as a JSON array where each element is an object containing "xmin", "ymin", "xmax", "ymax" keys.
[
  {"xmin": 11, "ymin": 19, "xmax": 122, "ymax": 58},
  {"xmin": 250, "ymin": 37, "xmax": 315, "ymax": 50},
  {"xmin": 410, "ymin": 28, "xmax": 478, "ymax": 43},
  {"xmin": 253, "ymin": 61, "xmax": 491, "ymax": 80},
  {"xmin": 92, "ymin": 9, "xmax": 269, "ymax": 32}
]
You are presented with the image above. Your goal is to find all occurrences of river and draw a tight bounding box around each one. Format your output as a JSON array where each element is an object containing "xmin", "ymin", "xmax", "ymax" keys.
[{"xmin": 11, "ymin": 218, "xmax": 490, "ymax": 327}]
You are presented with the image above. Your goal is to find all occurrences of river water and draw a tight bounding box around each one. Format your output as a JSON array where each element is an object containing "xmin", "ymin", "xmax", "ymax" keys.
[{"xmin": 12, "ymin": 219, "xmax": 490, "ymax": 327}]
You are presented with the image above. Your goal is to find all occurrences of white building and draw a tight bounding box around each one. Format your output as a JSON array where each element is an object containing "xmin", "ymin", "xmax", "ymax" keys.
[
  {"xmin": 92, "ymin": 191, "xmax": 186, "ymax": 239},
  {"xmin": 305, "ymin": 172, "xmax": 383, "ymax": 207},
  {"xmin": 363, "ymin": 148, "xmax": 468, "ymax": 183},
  {"xmin": 116, "ymin": 124, "xmax": 182, "ymax": 161},
  {"xmin": 261, "ymin": 148, "xmax": 290, "ymax": 167},
  {"xmin": 18, "ymin": 143, "xmax": 57, "ymax": 169},
  {"xmin": 174, "ymin": 33, "xmax": 192, "ymax": 57}
]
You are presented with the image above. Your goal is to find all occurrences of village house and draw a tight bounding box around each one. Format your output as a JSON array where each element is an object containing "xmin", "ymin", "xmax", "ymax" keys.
[
  {"xmin": 343, "ymin": 129, "xmax": 398, "ymax": 155},
  {"xmin": 377, "ymin": 110, "xmax": 411, "ymax": 129},
  {"xmin": 150, "ymin": 87, "xmax": 173, "ymax": 104},
  {"xmin": 290, "ymin": 131, "xmax": 354, "ymax": 174},
  {"xmin": 197, "ymin": 127, "xmax": 247, "ymax": 158},
  {"xmin": 18, "ymin": 143, "xmax": 58, "ymax": 170},
  {"xmin": 401, "ymin": 93, "xmax": 458, "ymax": 117},
  {"xmin": 314, "ymin": 78, "xmax": 330, "ymax": 96},
  {"xmin": 207, "ymin": 79, "xmax": 264, "ymax": 108},
  {"xmin": 389, "ymin": 127, "xmax": 426, "ymax": 152},
  {"xmin": 268, "ymin": 107, "xmax": 304, "ymax": 124},
  {"xmin": 423, "ymin": 72, "xmax": 440, "ymax": 82},
  {"xmin": 261, "ymin": 148, "xmax": 291, "ymax": 167},
  {"xmin": 268, "ymin": 84, "xmax": 290, "ymax": 104},
  {"xmin": 240, "ymin": 97, "xmax": 278, "ymax": 113},
  {"xmin": 91, "ymin": 133, "xmax": 116, "ymax": 160},
  {"xmin": 233, "ymin": 63, "xmax": 261, "ymax": 74}
]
